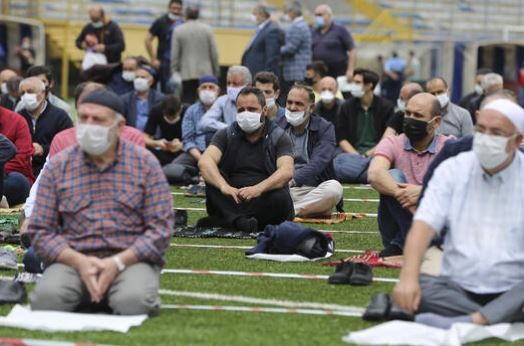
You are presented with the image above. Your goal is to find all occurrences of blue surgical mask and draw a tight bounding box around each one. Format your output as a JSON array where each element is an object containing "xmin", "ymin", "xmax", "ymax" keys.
[{"xmin": 315, "ymin": 16, "xmax": 325, "ymax": 28}]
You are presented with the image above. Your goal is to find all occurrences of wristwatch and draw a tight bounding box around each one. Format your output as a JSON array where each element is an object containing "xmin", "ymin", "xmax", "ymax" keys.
[{"xmin": 112, "ymin": 255, "xmax": 126, "ymax": 272}]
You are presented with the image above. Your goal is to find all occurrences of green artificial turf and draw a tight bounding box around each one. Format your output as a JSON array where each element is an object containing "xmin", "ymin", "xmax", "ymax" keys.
[{"xmin": 0, "ymin": 186, "xmax": 520, "ymax": 345}]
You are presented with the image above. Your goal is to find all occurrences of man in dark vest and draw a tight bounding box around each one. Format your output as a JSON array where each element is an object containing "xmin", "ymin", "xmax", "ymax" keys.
[{"xmin": 197, "ymin": 87, "xmax": 295, "ymax": 232}]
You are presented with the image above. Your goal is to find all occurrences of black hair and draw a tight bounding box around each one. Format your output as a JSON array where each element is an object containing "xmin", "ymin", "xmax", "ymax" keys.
[
  {"xmin": 236, "ymin": 86, "xmax": 266, "ymax": 108},
  {"xmin": 185, "ymin": 5, "xmax": 199, "ymax": 19},
  {"xmin": 25, "ymin": 65, "xmax": 53, "ymax": 84},
  {"xmin": 161, "ymin": 94, "xmax": 183, "ymax": 116},
  {"xmin": 254, "ymin": 71, "xmax": 280, "ymax": 92},
  {"xmin": 353, "ymin": 68, "xmax": 379, "ymax": 89},
  {"xmin": 306, "ymin": 60, "xmax": 328, "ymax": 78}
]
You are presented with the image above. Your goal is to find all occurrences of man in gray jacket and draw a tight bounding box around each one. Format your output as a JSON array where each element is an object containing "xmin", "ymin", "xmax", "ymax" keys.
[{"xmin": 170, "ymin": 5, "xmax": 219, "ymax": 104}]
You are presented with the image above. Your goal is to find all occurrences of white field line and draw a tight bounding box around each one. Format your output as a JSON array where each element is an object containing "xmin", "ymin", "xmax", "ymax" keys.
[
  {"xmin": 161, "ymin": 268, "xmax": 398, "ymax": 283},
  {"xmin": 169, "ymin": 243, "xmax": 364, "ymax": 254},
  {"xmin": 319, "ymin": 229, "xmax": 379, "ymax": 235},
  {"xmin": 159, "ymin": 289, "xmax": 365, "ymax": 313},
  {"xmin": 161, "ymin": 304, "xmax": 362, "ymax": 317}
]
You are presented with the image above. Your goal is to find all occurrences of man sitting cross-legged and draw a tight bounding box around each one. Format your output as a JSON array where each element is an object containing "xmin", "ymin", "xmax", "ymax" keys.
[
  {"xmin": 197, "ymin": 86, "xmax": 295, "ymax": 232},
  {"xmin": 27, "ymin": 90, "xmax": 173, "ymax": 315},
  {"xmin": 394, "ymin": 99, "xmax": 524, "ymax": 329},
  {"xmin": 368, "ymin": 93, "xmax": 451, "ymax": 257},
  {"xmin": 278, "ymin": 84, "xmax": 342, "ymax": 217}
]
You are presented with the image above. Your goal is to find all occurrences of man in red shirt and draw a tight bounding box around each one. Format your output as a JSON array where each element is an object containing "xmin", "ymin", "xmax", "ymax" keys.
[{"xmin": 0, "ymin": 106, "xmax": 34, "ymax": 205}]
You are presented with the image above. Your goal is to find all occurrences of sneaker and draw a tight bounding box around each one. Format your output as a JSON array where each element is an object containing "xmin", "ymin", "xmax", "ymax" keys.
[
  {"xmin": 349, "ymin": 262, "xmax": 373, "ymax": 285},
  {"xmin": 328, "ymin": 261, "xmax": 353, "ymax": 284},
  {"xmin": 379, "ymin": 244, "xmax": 403, "ymax": 257}
]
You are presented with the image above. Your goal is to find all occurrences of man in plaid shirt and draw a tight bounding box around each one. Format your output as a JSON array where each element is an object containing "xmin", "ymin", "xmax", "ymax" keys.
[{"xmin": 28, "ymin": 89, "xmax": 174, "ymax": 315}]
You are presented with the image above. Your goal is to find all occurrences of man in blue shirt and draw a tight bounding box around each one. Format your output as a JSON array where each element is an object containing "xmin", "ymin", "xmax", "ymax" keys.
[{"xmin": 163, "ymin": 75, "xmax": 220, "ymax": 184}]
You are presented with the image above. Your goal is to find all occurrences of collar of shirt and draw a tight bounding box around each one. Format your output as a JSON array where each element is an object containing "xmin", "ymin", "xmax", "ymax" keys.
[
  {"xmin": 293, "ymin": 16, "xmax": 304, "ymax": 24},
  {"xmin": 81, "ymin": 138, "xmax": 123, "ymax": 172},
  {"xmin": 258, "ymin": 19, "xmax": 271, "ymax": 30},
  {"xmin": 38, "ymin": 101, "xmax": 48, "ymax": 116},
  {"xmin": 403, "ymin": 135, "xmax": 438, "ymax": 154}
]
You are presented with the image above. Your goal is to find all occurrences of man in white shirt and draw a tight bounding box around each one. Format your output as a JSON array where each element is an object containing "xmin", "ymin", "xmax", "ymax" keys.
[{"xmin": 394, "ymin": 99, "xmax": 524, "ymax": 329}]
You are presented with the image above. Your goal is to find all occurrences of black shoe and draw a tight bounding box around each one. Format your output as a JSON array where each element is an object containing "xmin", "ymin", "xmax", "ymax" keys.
[
  {"xmin": 388, "ymin": 302, "xmax": 414, "ymax": 321},
  {"xmin": 349, "ymin": 262, "xmax": 373, "ymax": 285},
  {"xmin": 174, "ymin": 210, "xmax": 188, "ymax": 227},
  {"xmin": 196, "ymin": 216, "xmax": 225, "ymax": 228},
  {"xmin": 363, "ymin": 293, "xmax": 391, "ymax": 321},
  {"xmin": 379, "ymin": 244, "xmax": 403, "ymax": 257},
  {"xmin": 234, "ymin": 217, "xmax": 258, "ymax": 233},
  {"xmin": 328, "ymin": 261, "xmax": 354, "ymax": 284},
  {"xmin": 20, "ymin": 233, "xmax": 31, "ymax": 249}
]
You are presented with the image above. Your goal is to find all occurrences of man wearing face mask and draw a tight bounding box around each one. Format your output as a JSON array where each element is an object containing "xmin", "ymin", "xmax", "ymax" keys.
[
  {"xmin": 199, "ymin": 66, "xmax": 252, "ymax": 139},
  {"xmin": 368, "ymin": 93, "xmax": 450, "ymax": 257},
  {"xmin": 334, "ymin": 68, "xmax": 394, "ymax": 183},
  {"xmin": 459, "ymin": 68, "xmax": 491, "ymax": 112},
  {"xmin": 304, "ymin": 61, "xmax": 327, "ymax": 102},
  {"xmin": 170, "ymin": 4, "xmax": 219, "ymax": 104},
  {"xmin": 312, "ymin": 4, "xmax": 356, "ymax": 81},
  {"xmin": 0, "ymin": 69, "xmax": 17, "ymax": 96},
  {"xmin": 146, "ymin": 0, "xmax": 184, "ymax": 93},
  {"xmin": 426, "ymin": 77, "xmax": 473, "ymax": 138},
  {"xmin": 107, "ymin": 56, "xmax": 139, "ymax": 96},
  {"xmin": 315, "ymin": 76, "xmax": 343, "ymax": 125},
  {"xmin": 241, "ymin": 5, "xmax": 282, "ymax": 77},
  {"xmin": 18, "ymin": 77, "xmax": 73, "ymax": 176},
  {"xmin": 27, "ymin": 89, "xmax": 173, "ymax": 315},
  {"xmin": 394, "ymin": 99, "xmax": 524, "ymax": 330},
  {"xmin": 120, "ymin": 66, "xmax": 165, "ymax": 132},
  {"xmin": 254, "ymin": 72, "xmax": 285, "ymax": 122},
  {"xmin": 383, "ymin": 83, "xmax": 423, "ymax": 137},
  {"xmin": 0, "ymin": 76, "xmax": 22, "ymax": 111},
  {"xmin": 75, "ymin": 6, "xmax": 125, "ymax": 64},
  {"xmin": 278, "ymin": 84, "xmax": 342, "ymax": 217},
  {"xmin": 467, "ymin": 73, "xmax": 504, "ymax": 124},
  {"xmin": 198, "ymin": 87, "xmax": 294, "ymax": 232}
]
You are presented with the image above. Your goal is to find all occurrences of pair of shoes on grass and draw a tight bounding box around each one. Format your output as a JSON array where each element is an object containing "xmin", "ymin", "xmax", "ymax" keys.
[
  {"xmin": 363, "ymin": 293, "xmax": 414, "ymax": 322},
  {"xmin": 328, "ymin": 261, "xmax": 373, "ymax": 285}
]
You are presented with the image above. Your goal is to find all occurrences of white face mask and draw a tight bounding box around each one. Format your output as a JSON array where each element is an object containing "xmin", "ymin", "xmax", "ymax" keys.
[
  {"xmin": 21, "ymin": 93, "xmax": 40, "ymax": 111},
  {"xmin": 227, "ymin": 85, "xmax": 245, "ymax": 102},
  {"xmin": 168, "ymin": 13, "xmax": 180, "ymax": 21},
  {"xmin": 436, "ymin": 93, "xmax": 449, "ymax": 108},
  {"xmin": 250, "ymin": 14, "xmax": 258, "ymax": 23},
  {"xmin": 473, "ymin": 132, "xmax": 513, "ymax": 170},
  {"xmin": 134, "ymin": 77, "xmax": 150, "ymax": 92},
  {"xmin": 350, "ymin": 83, "xmax": 364, "ymax": 98},
  {"xmin": 91, "ymin": 21, "xmax": 103, "ymax": 29},
  {"xmin": 163, "ymin": 116, "xmax": 179, "ymax": 125},
  {"xmin": 397, "ymin": 99, "xmax": 406, "ymax": 112},
  {"xmin": 265, "ymin": 97, "xmax": 276, "ymax": 109},
  {"xmin": 199, "ymin": 89, "xmax": 217, "ymax": 105},
  {"xmin": 122, "ymin": 71, "xmax": 136, "ymax": 82},
  {"xmin": 474, "ymin": 84, "xmax": 483, "ymax": 95},
  {"xmin": 320, "ymin": 90, "xmax": 335, "ymax": 104},
  {"xmin": 0, "ymin": 83, "xmax": 7, "ymax": 95},
  {"xmin": 76, "ymin": 121, "xmax": 117, "ymax": 156},
  {"xmin": 285, "ymin": 109, "xmax": 306, "ymax": 127},
  {"xmin": 236, "ymin": 111, "xmax": 263, "ymax": 133}
]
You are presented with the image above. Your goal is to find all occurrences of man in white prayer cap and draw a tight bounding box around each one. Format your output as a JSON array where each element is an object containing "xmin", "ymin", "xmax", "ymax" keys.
[{"xmin": 393, "ymin": 98, "xmax": 524, "ymax": 329}]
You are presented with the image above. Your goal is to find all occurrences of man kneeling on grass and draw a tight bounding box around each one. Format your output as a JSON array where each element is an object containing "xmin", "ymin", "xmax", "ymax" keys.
[
  {"xmin": 197, "ymin": 86, "xmax": 295, "ymax": 232},
  {"xmin": 27, "ymin": 90, "xmax": 173, "ymax": 315},
  {"xmin": 394, "ymin": 99, "xmax": 524, "ymax": 328}
]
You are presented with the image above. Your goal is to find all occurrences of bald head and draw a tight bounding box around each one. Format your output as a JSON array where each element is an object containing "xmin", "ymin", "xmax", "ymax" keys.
[
  {"xmin": 399, "ymin": 83, "xmax": 422, "ymax": 102},
  {"xmin": 0, "ymin": 69, "xmax": 16, "ymax": 84},
  {"xmin": 89, "ymin": 6, "xmax": 104, "ymax": 22},
  {"xmin": 406, "ymin": 93, "xmax": 441, "ymax": 120},
  {"xmin": 318, "ymin": 77, "xmax": 337, "ymax": 93},
  {"xmin": 314, "ymin": 4, "xmax": 333, "ymax": 28}
]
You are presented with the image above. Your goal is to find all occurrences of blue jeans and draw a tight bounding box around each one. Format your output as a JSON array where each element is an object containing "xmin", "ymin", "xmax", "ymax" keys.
[
  {"xmin": 23, "ymin": 247, "xmax": 44, "ymax": 273},
  {"xmin": 4, "ymin": 172, "xmax": 30, "ymax": 206},
  {"xmin": 377, "ymin": 169, "xmax": 413, "ymax": 249},
  {"xmin": 333, "ymin": 153, "xmax": 371, "ymax": 184}
]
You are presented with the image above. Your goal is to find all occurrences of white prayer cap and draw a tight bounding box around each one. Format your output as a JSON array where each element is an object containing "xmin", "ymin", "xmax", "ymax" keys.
[{"xmin": 483, "ymin": 99, "xmax": 524, "ymax": 133}]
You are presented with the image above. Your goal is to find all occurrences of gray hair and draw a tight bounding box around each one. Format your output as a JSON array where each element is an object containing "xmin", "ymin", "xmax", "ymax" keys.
[
  {"xmin": 480, "ymin": 89, "xmax": 517, "ymax": 109},
  {"xmin": 481, "ymin": 73, "xmax": 503, "ymax": 93},
  {"xmin": 19, "ymin": 77, "xmax": 45, "ymax": 93},
  {"xmin": 285, "ymin": 1, "xmax": 302, "ymax": 16},
  {"xmin": 227, "ymin": 65, "xmax": 252, "ymax": 85},
  {"xmin": 253, "ymin": 4, "xmax": 270, "ymax": 18}
]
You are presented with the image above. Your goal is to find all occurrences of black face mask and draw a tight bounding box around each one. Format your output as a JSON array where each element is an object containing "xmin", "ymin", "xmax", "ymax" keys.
[
  {"xmin": 403, "ymin": 117, "xmax": 433, "ymax": 142},
  {"xmin": 304, "ymin": 77, "xmax": 314, "ymax": 86}
]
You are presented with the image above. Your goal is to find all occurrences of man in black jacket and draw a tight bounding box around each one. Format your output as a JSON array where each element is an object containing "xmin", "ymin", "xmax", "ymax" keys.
[
  {"xmin": 18, "ymin": 77, "xmax": 73, "ymax": 176},
  {"xmin": 334, "ymin": 68, "xmax": 394, "ymax": 183},
  {"xmin": 75, "ymin": 6, "xmax": 125, "ymax": 64}
]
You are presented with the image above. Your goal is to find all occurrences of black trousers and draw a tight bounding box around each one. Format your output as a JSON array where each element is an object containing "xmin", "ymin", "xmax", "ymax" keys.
[{"xmin": 205, "ymin": 184, "xmax": 294, "ymax": 230}]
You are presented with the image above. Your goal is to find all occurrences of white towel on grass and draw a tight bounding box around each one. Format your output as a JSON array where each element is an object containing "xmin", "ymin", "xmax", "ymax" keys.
[
  {"xmin": 343, "ymin": 321, "xmax": 524, "ymax": 346},
  {"xmin": 245, "ymin": 250, "xmax": 333, "ymax": 262},
  {"xmin": 0, "ymin": 305, "xmax": 147, "ymax": 333}
]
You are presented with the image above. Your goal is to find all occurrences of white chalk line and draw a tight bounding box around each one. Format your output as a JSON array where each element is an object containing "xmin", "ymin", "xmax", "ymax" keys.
[
  {"xmin": 170, "ymin": 243, "xmax": 364, "ymax": 254},
  {"xmin": 161, "ymin": 268, "xmax": 398, "ymax": 283},
  {"xmin": 159, "ymin": 289, "xmax": 365, "ymax": 313},
  {"xmin": 161, "ymin": 304, "xmax": 362, "ymax": 317}
]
